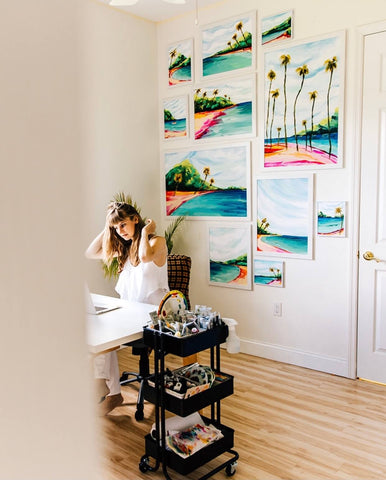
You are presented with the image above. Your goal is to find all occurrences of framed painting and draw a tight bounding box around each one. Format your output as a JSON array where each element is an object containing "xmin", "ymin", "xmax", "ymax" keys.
[
  {"xmin": 317, "ymin": 201, "xmax": 346, "ymax": 237},
  {"xmin": 262, "ymin": 31, "xmax": 345, "ymax": 169},
  {"xmin": 200, "ymin": 11, "xmax": 256, "ymax": 79},
  {"xmin": 255, "ymin": 173, "xmax": 314, "ymax": 259},
  {"xmin": 162, "ymin": 96, "xmax": 189, "ymax": 141},
  {"xmin": 261, "ymin": 10, "xmax": 293, "ymax": 46},
  {"xmin": 168, "ymin": 38, "xmax": 193, "ymax": 86},
  {"xmin": 254, "ymin": 258, "xmax": 284, "ymax": 287},
  {"xmin": 208, "ymin": 224, "xmax": 252, "ymax": 290},
  {"xmin": 193, "ymin": 75, "xmax": 256, "ymax": 141},
  {"xmin": 163, "ymin": 142, "xmax": 250, "ymax": 219}
]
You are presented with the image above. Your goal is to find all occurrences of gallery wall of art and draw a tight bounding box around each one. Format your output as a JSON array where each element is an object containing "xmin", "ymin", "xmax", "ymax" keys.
[{"xmin": 156, "ymin": 0, "xmax": 386, "ymax": 377}]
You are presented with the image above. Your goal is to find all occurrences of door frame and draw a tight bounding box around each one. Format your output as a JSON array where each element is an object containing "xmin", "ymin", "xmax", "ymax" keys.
[{"xmin": 350, "ymin": 20, "xmax": 386, "ymax": 379}]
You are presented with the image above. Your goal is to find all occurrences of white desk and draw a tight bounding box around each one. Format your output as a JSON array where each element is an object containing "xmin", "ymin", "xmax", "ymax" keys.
[{"xmin": 87, "ymin": 293, "xmax": 157, "ymax": 354}]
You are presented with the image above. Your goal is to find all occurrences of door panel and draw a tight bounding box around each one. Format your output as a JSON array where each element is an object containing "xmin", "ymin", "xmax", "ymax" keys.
[{"xmin": 357, "ymin": 30, "xmax": 386, "ymax": 383}]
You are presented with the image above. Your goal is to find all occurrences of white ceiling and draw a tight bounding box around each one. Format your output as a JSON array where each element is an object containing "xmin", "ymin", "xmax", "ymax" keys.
[{"xmin": 99, "ymin": 0, "xmax": 223, "ymax": 23}]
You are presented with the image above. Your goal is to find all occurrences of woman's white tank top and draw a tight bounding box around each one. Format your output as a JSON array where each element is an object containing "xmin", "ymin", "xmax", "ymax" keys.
[{"xmin": 115, "ymin": 259, "xmax": 169, "ymax": 306}]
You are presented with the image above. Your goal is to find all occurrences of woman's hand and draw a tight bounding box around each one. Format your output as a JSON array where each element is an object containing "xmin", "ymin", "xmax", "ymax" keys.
[
  {"xmin": 142, "ymin": 218, "xmax": 156, "ymax": 237},
  {"xmin": 139, "ymin": 219, "xmax": 167, "ymax": 266}
]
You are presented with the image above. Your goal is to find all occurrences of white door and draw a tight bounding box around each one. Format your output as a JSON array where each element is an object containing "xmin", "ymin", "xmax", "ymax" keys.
[{"xmin": 357, "ymin": 28, "xmax": 386, "ymax": 383}]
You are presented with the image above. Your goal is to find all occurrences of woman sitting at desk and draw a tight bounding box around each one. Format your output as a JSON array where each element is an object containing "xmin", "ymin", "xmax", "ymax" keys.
[{"xmin": 86, "ymin": 201, "xmax": 168, "ymax": 415}]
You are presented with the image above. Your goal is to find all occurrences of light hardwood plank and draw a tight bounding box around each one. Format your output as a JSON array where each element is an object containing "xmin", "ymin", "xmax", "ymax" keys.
[{"xmin": 95, "ymin": 349, "xmax": 386, "ymax": 479}]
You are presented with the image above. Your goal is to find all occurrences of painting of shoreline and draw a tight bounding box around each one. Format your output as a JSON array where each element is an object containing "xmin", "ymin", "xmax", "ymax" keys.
[
  {"xmin": 194, "ymin": 76, "xmax": 254, "ymax": 140},
  {"xmin": 163, "ymin": 96, "xmax": 188, "ymax": 140},
  {"xmin": 164, "ymin": 144, "xmax": 250, "ymax": 219},
  {"xmin": 256, "ymin": 174, "xmax": 313, "ymax": 259},
  {"xmin": 254, "ymin": 259, "xmax": 284, "ymax": 287},
  {"xmin": 264, "ymin": 32, "xmax": 345, "ymax": 169},
  {"xmin": 201, "ymin": 13, "xmax": 255, "ymax": 78},
  {"xmin": 209, "ymin": 225, "xmax": 251, "ymax": 289},
  {"xmin": 168, "ymin": 38, "xmax": 193, "ymax": 86},
  {"xmin": 317, "ymin": 201, "xmax": 346, "ymax": 236},
  {"xmin": 262, "ymin": 10, "xmax": 292, "ymax": 46}
]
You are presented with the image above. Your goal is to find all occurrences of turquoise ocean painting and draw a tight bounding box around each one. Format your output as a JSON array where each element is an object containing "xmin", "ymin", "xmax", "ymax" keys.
[
  {"xmin": 168, "ymin": 39, "xmax": 192, "ymax": 86},
  {"xmin": 254, "ymin": 259, "xmax": 283, "ymax": 287},
  {"xmin": 163, "ymin": 97, "xmax": 188, "ymax": 140},
  {"xmin": 164, "ymin": 144, "xmax": 249, "ymax": 218},
  {"xmin": 317, "ymin": 201, "xmax": 345, "ymax": 236},
  {"xmin": 256, "ymin": 175, "xmax": 313, "ymax": 258},
  {"xmin": 201, "ymin": 13, "xmax": 254, "ymax": 77},
  {"xmin": 194, "ymin": 77, "xmax": 254, "ymax": 140},
  {"xmin": 264, "ymin": 33, "xmax": 344, "ymax": 168},
  {"xmin": 209, "ymin": 225, "xmax": 250, "ymax": 289},
  {"xmin": 261, "ymin": 11, "xmax": 292, "ymax": 46}
]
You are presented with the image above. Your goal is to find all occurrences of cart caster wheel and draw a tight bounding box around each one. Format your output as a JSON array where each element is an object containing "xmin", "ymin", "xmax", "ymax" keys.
[
  {"xmin": 139, "ymin": 456, "xmax": 150, "ymax": 473},
  {"xmin": 226, "ymin": 462, "xmax": 237, "ymax": 476},
  {"xmin": 135, "ymin": 408, "xmax": 144, "ymax": 421}
]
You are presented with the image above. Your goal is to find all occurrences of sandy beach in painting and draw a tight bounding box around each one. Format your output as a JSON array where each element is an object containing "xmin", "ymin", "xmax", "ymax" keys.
[
  {"xmin": 230, "ymin": 265, "xmax": 248, "ymax": 285},
  {"xmin": 194, "ymin": 110, "xmax": 227, "ymax": 139},
  {"xmin": 257, "ymin": 235, "xmax": 290, "ymax": 253},
  {"xmin": 166, "ymin": 190, "xmax": 212, "ymax": 215},
  {"xmin": 318, "ymin": 228, "xmax": 344, "ymax": 236},
  {"xmin": 168, "ymin": 67, "xmax": 189, "ymax": 86},
  {"xmin": 267, "ymin": 278, "xmax": 281, "ymax": 286},
  {"xmin": 264, "ymin": 143, "xmax": 337, "ymax": 167},
  {"xmin": 263, "ymin": 31, "xmax": 291, "ymax": 45},
  {"xmin": 164, "ymin": 129, "xmax": 186, "ymax": 139}
]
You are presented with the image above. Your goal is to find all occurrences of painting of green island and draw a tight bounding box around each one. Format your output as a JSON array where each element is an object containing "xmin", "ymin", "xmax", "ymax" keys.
[
  {"xmin": 201, "ymin": 13, "xmax": 255, "ymax": 77},
  {"xmin": 164, "ymin": 144, "xmax": 249, "ymax": 219}
]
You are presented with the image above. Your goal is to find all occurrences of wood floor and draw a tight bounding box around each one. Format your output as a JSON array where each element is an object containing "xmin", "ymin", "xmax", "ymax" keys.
[{"xmin": 97, "ymin": 349, "xmax": 386, "ymax": 480}]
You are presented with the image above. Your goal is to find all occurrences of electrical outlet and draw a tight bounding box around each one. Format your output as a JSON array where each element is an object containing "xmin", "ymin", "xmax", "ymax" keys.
[{"xmin": 273, "ymin": 302, "xmax": 282, "ymax": 317}]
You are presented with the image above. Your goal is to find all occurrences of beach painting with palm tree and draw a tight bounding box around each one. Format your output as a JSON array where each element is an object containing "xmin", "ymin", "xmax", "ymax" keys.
[
  {"xmin": 209, "ymin": 224, "xmax": 251, "ymax": 290},
  {"xmin": 163, "ymin": 96, "xmax": 188, "ymax": 140},
  {"xmin": 261, "ymin": 10, "xmax": 293, "ymax": 46},
  {"xmin": 254, "ymin": 259, "xmax": 284, "ymax": 287},
  {"xmin": 263, "ymin": 32, "xmax": 345, "ymax": 169},
  {"xmin": 317, "ymin": 201, "xmax": 346, "ymax": 236},
  {"xmin": 164, "ymin": 143, "xmax": 250, "ymax": 219},
  {"xmin": 256, "ymin": 174, "xmax": 313, "ymax": 259},
  {"xmin": 193, "ymin": 76, "xmax": 255, "ymax": 140},
  {"xmin": 200, "ymin": 12, "xmax": 255, "ymax": 78},
  {"xmin": 168, "ymin": 38, "xmax": 193, "ymax": 86}
]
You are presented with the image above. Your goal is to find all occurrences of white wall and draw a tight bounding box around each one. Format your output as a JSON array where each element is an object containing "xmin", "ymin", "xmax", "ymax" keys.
[
  {"xmin": 0, "ymin": 1, "xmax": 99, "ymax": 478},
  {"xmin": 82, "ymin": 1, "xmax": 159, "ymax": 296},
  {"xmin": 156, "ymin": 0, "xmax": 386, "ymax": 378}
]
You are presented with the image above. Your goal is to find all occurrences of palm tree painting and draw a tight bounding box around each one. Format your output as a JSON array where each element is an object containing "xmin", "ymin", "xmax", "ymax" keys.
[
  {"xmin": 254, "ymin": 259, "xmax": 284, "ymax": 287},
  {"xmin": 209, "ymin": 225, "xmax": 251, "ymax": 290},
  {"xmin": 256, "ymin": 174, "xmax": 314, "ymax": 259},
  {"xmin": 164, "ymin": 143, "xmax": 250, "ymax": 219},
  {"xmin": 168, "ymin": 38, "xmax": 193, "ymax": 86},
  {"xmin": 200, "ymin": 12, "xmax": 255, "ymax": 78},
  {"xmin": 317, "ymin": 201, "xmax": 346, "ymax": 236},
  {"xmin": 194, "ymin": 76, "xmax": 254, "ymax": 140},
  {"xmin": 264, "ymin": 32, "xmax": 345, "ymax": 169}
]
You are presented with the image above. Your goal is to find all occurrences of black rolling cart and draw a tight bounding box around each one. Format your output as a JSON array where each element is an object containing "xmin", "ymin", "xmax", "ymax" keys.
[{"xmin": 139, "ymin": 323, "xmax": 239, "ymax": 479}]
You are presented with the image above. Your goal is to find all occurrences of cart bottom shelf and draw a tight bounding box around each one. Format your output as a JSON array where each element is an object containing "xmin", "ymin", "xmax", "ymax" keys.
[{"xmin": 143, "ymin": 418, "xmax": 234, "ymax": 476}]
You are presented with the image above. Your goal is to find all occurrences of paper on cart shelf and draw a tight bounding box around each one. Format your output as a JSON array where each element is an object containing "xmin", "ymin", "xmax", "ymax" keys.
[
  {"xmin": 150, "ymin": 412, "xmax": 202, "ymax": 440},
  {"xmin": 166, "ymin": 422, "xmax": 224, "ymax": 458}
]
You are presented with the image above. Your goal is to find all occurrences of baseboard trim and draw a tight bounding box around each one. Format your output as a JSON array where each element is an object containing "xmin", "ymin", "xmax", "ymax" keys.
[{"xmin": 239, "ymin": 338, "xmax": 349, "ymax": 378}]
